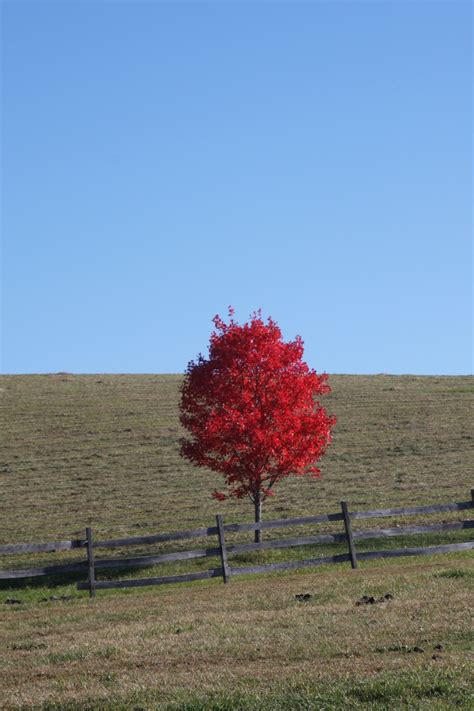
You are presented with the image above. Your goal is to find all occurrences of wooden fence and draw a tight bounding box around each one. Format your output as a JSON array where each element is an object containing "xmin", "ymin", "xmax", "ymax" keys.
[{"xmin": 1, "ymin": 491, "xmax": 473, "ymax": 597}]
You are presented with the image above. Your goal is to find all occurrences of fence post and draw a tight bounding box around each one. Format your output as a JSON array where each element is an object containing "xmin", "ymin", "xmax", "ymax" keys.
[
  {"xmin": 340, "ymin": 501, "xmax": 358, "ymax": 569},
  {"xmin": 216, "ymin": 514, "xmax": 231, "ymax": 584},
  {"xmin": 85, "ymin": 527, "xmax": 96, "ymax": 598}
]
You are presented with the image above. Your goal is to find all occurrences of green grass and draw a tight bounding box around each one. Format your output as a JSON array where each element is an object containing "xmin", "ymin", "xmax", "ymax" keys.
[{"xmin": 435, "ymin": 567, "xmax": 474, "ymax": 580}]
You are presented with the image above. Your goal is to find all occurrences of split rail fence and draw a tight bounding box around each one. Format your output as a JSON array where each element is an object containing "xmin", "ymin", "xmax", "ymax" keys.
[{"xmin": 1, "ymin": 491, "xmax": 473, "ymax": 598}]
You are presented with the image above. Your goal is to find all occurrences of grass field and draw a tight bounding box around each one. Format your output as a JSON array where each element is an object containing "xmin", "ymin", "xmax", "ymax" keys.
[{"xmin": 0, "ymin": 374, "xmax": 473, "ymax": 709}]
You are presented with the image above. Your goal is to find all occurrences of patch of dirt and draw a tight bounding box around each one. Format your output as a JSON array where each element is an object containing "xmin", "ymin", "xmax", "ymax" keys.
[{"xmin": 356, "ymin": 593, "xmax": 393, "ymax": 606}]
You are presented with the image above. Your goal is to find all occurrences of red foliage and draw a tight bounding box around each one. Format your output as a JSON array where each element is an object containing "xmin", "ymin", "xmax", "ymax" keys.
[{"xmin": 180, "ymin": 309, "xmax": 336, "ymax": 510}]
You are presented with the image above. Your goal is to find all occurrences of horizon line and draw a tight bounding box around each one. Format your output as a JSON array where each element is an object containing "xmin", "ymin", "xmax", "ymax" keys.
[{"xmin": 0, "ymin": 371, "xmax": 472, "ymax": 378}]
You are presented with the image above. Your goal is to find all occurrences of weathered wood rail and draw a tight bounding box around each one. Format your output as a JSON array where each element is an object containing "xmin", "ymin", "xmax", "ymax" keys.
[{"xmin": 1, "ymin": 491, "xmax": 472, "ymax": 596}]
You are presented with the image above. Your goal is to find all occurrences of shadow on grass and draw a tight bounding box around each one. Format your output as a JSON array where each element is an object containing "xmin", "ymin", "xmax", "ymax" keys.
[
  {"xmin": 0, "ymin": 564, "xmax": 155, "ymax": 593},
  {"xmin": 1, "ymin": 529, "xmax": 472, "ymax": 595}
]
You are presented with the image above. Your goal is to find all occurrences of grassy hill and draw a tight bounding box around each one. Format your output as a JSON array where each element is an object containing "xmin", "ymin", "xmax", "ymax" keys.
[
  {"xmin": 0, "ymin": 374, "xmax": 473, "ymax": 709},
  {"xmin": 0, "ymin": 374, "xmax": 472, "ymax": 543}
]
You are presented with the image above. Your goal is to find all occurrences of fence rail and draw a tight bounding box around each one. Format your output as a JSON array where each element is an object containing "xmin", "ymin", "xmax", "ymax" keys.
[
  {"xmin": 0, "ymin": 540, "xmax": 85, "ymax": 556},
  {"xmin": 1, "ymin": 491, "xmax": 473, "ymax": 595}
]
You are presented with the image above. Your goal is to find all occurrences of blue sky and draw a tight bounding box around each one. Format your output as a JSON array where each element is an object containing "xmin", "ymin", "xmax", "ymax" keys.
[{"xmin": 1, "ymin": 0, "xmax": 472, "ymax": 375}]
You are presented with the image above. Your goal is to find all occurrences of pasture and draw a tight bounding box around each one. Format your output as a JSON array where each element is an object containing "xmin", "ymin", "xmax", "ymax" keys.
[{"xmin": 0, "ymin": 374, "xmax": 473, "ymax": 709}]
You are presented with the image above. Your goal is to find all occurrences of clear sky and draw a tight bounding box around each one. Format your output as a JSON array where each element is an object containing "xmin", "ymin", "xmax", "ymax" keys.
[{"xmin": 1, "ymin": 0, "xmax": 472, "ymax": 375}]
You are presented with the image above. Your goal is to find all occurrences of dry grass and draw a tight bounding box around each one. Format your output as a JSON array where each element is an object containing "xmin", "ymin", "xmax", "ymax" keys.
[
  {"xmin": 0, "ymin": 374, "xmax": 473, "ymax": 708},
  {"xmin": 0, "ymin": 374, "xmax": 472, "ymax": 545},
  {"xmin": 1, "ymin": 555, "xmax": 473, "ymax": 709}
]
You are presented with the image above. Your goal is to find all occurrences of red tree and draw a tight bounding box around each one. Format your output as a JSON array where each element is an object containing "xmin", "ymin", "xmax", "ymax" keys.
[{"xmin": 179, "ymin": 309, "xmax": 336, "ymax": 542}]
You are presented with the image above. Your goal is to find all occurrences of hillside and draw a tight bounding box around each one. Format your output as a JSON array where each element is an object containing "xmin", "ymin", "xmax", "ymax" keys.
[
  {"xmin": 0, "ymin": 374, "xmax": 472, "ymax": 544},
  {"xmin": 0, "ymin": 374, "xmax": 473, "ymax": 709}
]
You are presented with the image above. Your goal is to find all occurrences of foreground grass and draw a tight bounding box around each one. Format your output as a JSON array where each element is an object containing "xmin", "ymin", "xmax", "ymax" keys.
[
  {"xmin": 1, "ymin": 553, "xmax": 472, "ymax": 709},
  {"xmin": 34, "ymin": 670, "xmax": 474, "ymax": 710}
]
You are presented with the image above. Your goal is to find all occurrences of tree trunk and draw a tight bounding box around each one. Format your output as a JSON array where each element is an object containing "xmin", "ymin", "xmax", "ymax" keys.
[{"xmin": 254, "ymin": 494, "xmax": 262, "ymax": 544}]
